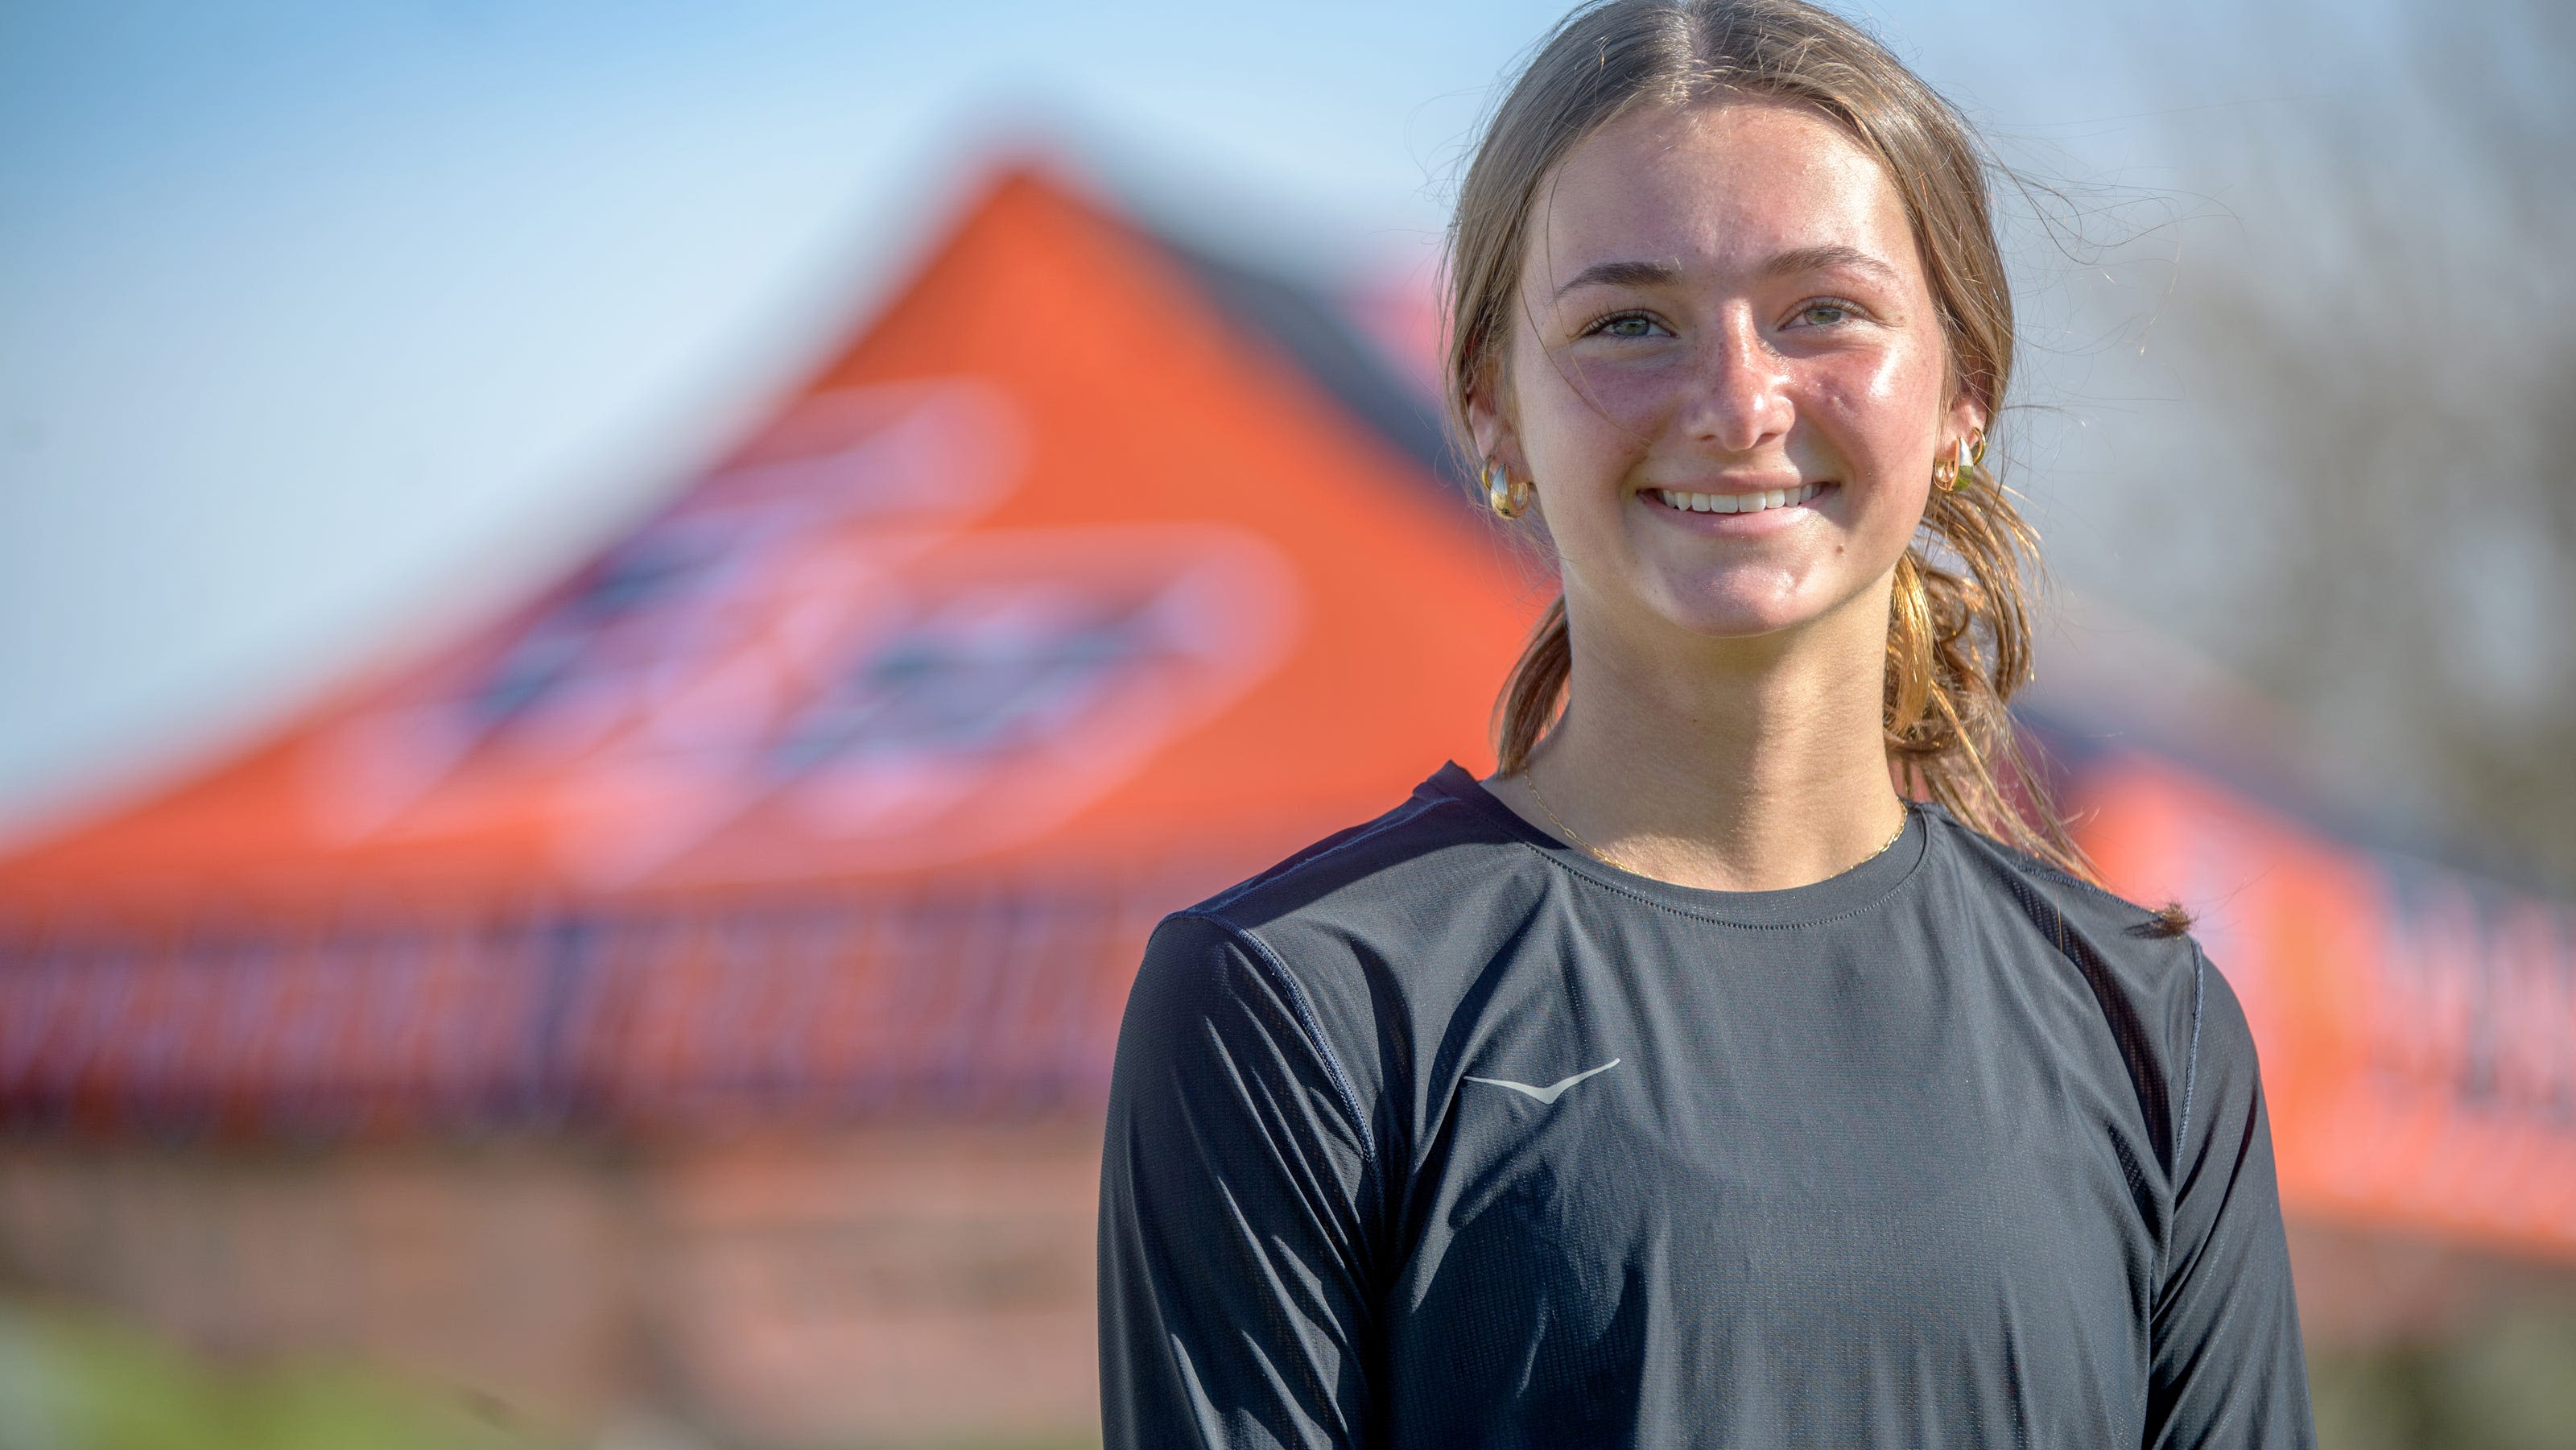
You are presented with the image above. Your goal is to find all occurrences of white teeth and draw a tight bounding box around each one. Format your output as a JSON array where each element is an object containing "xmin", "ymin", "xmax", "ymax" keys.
[{"xmin": 1654, "ymin": 483, "xmax": 1827, "ymax": 513}]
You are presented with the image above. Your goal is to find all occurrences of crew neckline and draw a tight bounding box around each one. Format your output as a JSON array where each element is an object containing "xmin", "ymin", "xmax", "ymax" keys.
[{"xmin": 1426, "ymin": 760, "xmax": 1932, "ymax": 927}]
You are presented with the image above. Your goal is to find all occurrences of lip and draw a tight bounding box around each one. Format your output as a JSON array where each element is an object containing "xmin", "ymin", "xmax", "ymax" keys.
[{"xmin": 1637, "ymin": 481, "xmax": 1835, "ymax": 534}]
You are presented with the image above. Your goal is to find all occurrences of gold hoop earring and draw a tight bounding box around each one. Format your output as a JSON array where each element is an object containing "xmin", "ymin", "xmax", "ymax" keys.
[
  {"xmin": 1934, "ymin": 431, "xmax": 1981, "ymax": 493},
  {"xmin": 1485, "ymin": 462, "xmax": 1532, "ymax": 519}
]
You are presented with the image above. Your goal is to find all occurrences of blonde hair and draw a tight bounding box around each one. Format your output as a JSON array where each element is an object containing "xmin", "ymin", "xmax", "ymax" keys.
[{"xmin": 1447, "ymin": 0, "xmax": 2089, "ymax": 878}]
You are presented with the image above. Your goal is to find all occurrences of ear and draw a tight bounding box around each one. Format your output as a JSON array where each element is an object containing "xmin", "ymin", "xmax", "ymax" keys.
[
  {"xmin": 1466, "ymin": 374, "xmax": 1532, "ymax": 485},
  {"xmin": 1943, "ymin": 390, "xmax": 1990, "ymax": 458}
]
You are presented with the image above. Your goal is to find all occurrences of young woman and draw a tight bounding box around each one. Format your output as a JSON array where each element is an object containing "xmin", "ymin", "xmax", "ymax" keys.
[{"xmin": 1100, "ymin": 2, "xmax": 2314, "ymax": 1444}]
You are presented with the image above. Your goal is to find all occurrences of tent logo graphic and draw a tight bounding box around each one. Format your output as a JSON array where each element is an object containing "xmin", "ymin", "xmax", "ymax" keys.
[
  {"xmin": 312, "ymin": 379, "xmax": 1300, "ymax": 882},
  {"xmin": 313, "ymin": 378, "xmax": 1029, "ymax": 844}
]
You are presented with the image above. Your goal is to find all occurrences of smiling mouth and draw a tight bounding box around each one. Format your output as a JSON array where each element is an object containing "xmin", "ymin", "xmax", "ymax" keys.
[{"xmin": 1647, "ymin": 481, "xmax": 1826, "ymax": 514}]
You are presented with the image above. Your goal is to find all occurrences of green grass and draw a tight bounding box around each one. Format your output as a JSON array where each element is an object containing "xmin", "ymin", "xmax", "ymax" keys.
[
  {"xmin": 2309, "ymin": 1305, "xmax": 2576, "ymax": 1450},
  {"xmin": 0, "ymin": 1298, "xmax": 556, "ymax": 1450}
]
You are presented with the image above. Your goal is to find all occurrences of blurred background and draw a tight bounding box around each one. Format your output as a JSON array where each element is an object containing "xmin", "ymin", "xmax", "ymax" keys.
[{"xmin": 2, "ymin": 0, "xmax": 2571, "ymax": 1446}]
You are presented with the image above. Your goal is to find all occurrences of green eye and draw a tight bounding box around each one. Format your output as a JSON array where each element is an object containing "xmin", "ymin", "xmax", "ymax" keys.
[
  {"xmin": 1799, "ymin": 301, "xmax": 1857, "ymax": 325},
  {"xmin": 1598, "ymin": 313, "xmax": 1657, "ymax": 337}
]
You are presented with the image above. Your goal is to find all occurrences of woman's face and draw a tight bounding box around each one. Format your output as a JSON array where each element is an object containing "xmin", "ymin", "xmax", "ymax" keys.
[{"xmin": 1472, "ymin": 98, "xmax": 1982, "ymax": 646}]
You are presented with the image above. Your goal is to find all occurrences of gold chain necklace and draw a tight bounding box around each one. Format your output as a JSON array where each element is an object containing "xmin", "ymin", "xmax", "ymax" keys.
[{"xmin": 1519, "ymin": 768, "xmax": 1907, "ymax": 879}]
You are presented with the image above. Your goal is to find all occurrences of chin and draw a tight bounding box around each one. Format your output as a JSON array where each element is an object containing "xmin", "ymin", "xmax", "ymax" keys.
[
  {"xmin": 1645, "ymin": 575, "xmax": 1842, "ymax": 640},
  {"xmin": 1666, "ymin": 606, "xmax": 1818, "ymax": 641}
]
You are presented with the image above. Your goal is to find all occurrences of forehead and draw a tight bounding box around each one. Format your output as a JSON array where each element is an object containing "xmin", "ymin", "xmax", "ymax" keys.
[{"xmin": 1527, "ymin": 97, "xmax": 1917, "ymax": 290}]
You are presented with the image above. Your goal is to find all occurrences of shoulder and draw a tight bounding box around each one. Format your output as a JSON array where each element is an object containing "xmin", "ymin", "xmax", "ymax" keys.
[
  {"xmin": 1923, "ymin": 805, "xmax": 2231, "ymax": 1160},
  {"xmin": 1125, "ymin": 763, "xmax": 1533, "ymax": 1097},
  {"xmin": 1171, "ymin": 762, "xmax": 1527, "ymax": 944},
  {"xmin": 1926, "ymin": 803, "xmax": 2207, "ymax": 982}
]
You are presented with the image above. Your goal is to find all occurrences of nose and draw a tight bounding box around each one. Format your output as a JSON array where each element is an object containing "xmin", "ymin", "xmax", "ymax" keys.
[{"xmin": 1678, "ymin": 311, "xmax": 1793, "ymax": 454}]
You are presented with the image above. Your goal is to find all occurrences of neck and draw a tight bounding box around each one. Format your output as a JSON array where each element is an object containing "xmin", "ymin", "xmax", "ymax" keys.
[{"xmin": 1493, "ymin": 573, "xmax": 1909, "ymax": 892}]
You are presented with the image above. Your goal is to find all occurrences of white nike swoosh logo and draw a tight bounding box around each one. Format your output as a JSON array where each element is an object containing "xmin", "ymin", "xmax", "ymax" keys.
[{"xmin": 1463, "ymin": 1057, "xmax": 1622, "ymax": 1105}]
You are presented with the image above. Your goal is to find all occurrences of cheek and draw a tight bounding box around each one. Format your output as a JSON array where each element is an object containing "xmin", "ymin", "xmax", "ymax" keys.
[
  {"xmin": 1860, "ymin": 344, "xmax": 1923, "ymax": 406},
  {"xmin": 1805, "ymin": 349, "xmax": 1941, "ymax": 475},
  {"xmin": 1517, "ymin": 357, "xmax": 1666, "ymax": 473}
]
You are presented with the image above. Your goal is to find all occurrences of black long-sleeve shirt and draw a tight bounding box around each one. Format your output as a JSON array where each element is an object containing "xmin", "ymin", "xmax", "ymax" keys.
[{"xmin": 1100, "ymin": 762, "xmax": 2314, "ymax": 1448}]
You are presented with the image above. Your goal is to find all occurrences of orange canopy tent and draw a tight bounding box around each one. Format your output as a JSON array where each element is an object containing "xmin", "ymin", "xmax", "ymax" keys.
[
  {"xmin": 2, "ymin": 160, "xmax": 2569, "ymax": 1265},
  {"xmin": 2068, "ymin": 750, "xmax": 2576, "ymax": 1265},
  {"xmin": 0, "ymin": 163, "xmax": 1538, "ymax": 1134}
]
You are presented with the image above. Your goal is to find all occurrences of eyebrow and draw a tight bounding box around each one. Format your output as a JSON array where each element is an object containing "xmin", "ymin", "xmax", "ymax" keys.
[
  {"xmin": 1551, "ymin": 246, "xmax": 1901, "ymax": 299},
  {"xmin": 1551, "ymin": 259, "xmax": 1682, "ymax": 299},
  {"xmin": 1761, "ymin": 244, "xmax": 1901, "ymax": 285}
]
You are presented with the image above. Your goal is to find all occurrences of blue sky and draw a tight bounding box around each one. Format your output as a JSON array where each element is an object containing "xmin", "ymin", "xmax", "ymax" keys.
[{"xmin": 0, "ymin": 0, "xmax": 2287, "ymax": 834}]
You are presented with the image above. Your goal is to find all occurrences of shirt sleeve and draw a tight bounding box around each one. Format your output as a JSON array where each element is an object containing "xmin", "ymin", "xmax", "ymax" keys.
[
  {"xmin": 1098, "ymin": 911, "xmax": 1380, "ymax": 1449},
  {"xmin": 2146, "ymin": 951, "xmax": 2317, "ymax": 1448}
]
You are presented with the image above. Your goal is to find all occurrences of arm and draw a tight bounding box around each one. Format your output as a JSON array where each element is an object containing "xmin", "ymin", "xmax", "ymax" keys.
[
  {"xmin": 2146, "ymin": 952, "xmax": 2317, "ymax": 1448},
  {"xmin": 1098, "ymin": 911, "xmax": 1380, "ymax": 1449}
]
